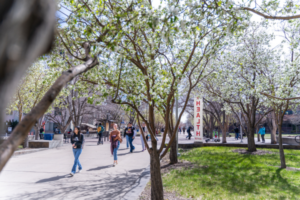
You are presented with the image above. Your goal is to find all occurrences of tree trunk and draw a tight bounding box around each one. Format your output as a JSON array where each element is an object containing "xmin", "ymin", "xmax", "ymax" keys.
[
  {"xmin": 257, "ymin": 131, "xmax": 260, "ymax": 142},
  {"xmin": 23, "ymin": 136, "xmax": 28, "ymax": 148},
  {"xmin": 34, "ymin": 125, "xmax": 39, "ymax": 140},
  {"xmin": 169, "ymin": 136, "xmax": 178, "ymax": 164},
  {"xmin": 221, "ymin": 128, "xmax": 227, "ymax": 143},
  {"xmin": 271, "ymin": 112, "xmax": 277, "ymax": 144},
  {"xmin": 278, "ymin": 124, "xmax": 286, "ymax": 168},
  {"xmin": 247, "ymin": 126, "xmax": 256, "ymax": 152},
  {"xmin": 150, "ymin": 148, "xmax": 164, "ymax": 200},
  {"xmin": 271, "ymin": 128, "xmax": 277, "ymax": 144}
]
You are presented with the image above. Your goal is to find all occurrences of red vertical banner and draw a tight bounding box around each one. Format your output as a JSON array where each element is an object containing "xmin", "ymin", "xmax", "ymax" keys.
[{"xmin": 194, "ymin": 97, "xmax": 203, "ymax": 142}]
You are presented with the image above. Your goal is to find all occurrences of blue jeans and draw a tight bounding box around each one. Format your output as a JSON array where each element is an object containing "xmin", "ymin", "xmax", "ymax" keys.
[
  {"xmin": 235, "ymin": 133, "xmax": 239, "ymax": 139},
  {"xmin": 113, "ymin": 141, "xmax": 120, "ymax": 160},
  {"xmin": 98, "ymin": 133, "xmax": 102, "ymax": 144},
  {"xmin": 126, "ymin": 135, "xmax": 129, "ymax": 148},
  {"xmin": 128, "ymin": 136, "xmax": 135, "ymax": 152},
  {"xmin": 72, "ymin": 148, "xmax": 82, "ymax": 174}
]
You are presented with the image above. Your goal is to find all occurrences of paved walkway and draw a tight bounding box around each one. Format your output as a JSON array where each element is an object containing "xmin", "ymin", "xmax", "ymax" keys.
[{"xmin": 0, "ymin": 137, "xmax": 150, "ymax": 200}]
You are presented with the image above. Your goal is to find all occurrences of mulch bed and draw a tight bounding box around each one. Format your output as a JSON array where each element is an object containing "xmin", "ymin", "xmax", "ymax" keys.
[
  {"xmin": 232, "ymin": 149, "xmax": 275, "ymax": 155},
  {"xmin": 139, "ymin": 152, "xmax": 198, "ymax": 200}
]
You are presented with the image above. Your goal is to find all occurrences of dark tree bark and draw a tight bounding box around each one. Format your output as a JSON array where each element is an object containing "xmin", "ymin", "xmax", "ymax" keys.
[
  {"xmin": 150, "ymin": 148, "xmax": 164, "ymax": 200},
  {"xmin": 278, "ymin": 124, "xmax": 286, "ymax": 168},
  {"xmin": 247, "ymin": 126, "xmax": 256, "ymax": 152},
  {"xmin": 169, "ymin": 134, "xmax": 178, "ymax": 164}
]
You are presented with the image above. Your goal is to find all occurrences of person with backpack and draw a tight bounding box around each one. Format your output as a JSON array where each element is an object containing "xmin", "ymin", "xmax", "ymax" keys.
[
  {"xmin": 70, "ymin": 126, "xmax": 84, "ymax": 176},
  {"xmin": 124, "ymin": 122, "xmax": 136, "ymax": 153},
  {"xmin": 97, "ymin": 123, "xmax": 105, "ymax": 145}
]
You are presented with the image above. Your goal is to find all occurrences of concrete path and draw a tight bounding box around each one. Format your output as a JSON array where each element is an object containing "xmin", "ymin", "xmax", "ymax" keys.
[{"xmin": 0, "ymin": 137, "xmax": 150, "ymax": 200}]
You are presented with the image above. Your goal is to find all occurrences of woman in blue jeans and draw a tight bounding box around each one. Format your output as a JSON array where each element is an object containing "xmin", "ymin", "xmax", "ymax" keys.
[
  {"xmin": 70, "ymin": 126, "xmax": 84, "ymax": 176},
  {"xmin": 110, "ymin": 124, "xmax": 122, "ymax": 167}
]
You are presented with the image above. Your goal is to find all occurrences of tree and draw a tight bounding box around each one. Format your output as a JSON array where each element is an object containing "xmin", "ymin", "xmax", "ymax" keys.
[
  {"xmin": 205, "ymin": 23, "xmax": 276, "ymax": 151},
  {"xmin": 203, "ymin": 99, "xmax": 231, "ymax": 143},
  {"xmin": 266, "ymin": 111, "xmax": 277, "ymax": 144},
  {"xmin": 55, "ymin": 0, "xmax": 246, "ymax": 198},
  {"xmin": 8, "ymin": 60, "xmax": 56, "ymax": 145}
]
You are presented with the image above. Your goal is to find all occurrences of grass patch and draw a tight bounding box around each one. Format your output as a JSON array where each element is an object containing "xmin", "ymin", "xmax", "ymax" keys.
[{"xmin": 162, "ymin": 147, "xmax": 300, "ymax": 199}]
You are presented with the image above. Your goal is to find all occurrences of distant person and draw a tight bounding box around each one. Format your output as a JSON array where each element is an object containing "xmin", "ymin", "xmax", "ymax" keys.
[
  {"xmin": 68, "ymin": 128, "xmax": 72, "ymax": 134},
  {"xmin": 179, "ymin": 127, "xmax": 182, "ymax": 134},
  {"xmin": 54, "ymin": 127, "xmax": 58, "ymax": 134},
  {"xmin": 186, "ymin": 126, "xmax": 192, "ymax": 140},
  {"xmin": 124, "ymin": 122, "xmax": 136, "ymax": 153},
  {"xmin": 70, "ymin": 126, "xmax": 84, "ymax": 176},
  {"xmin": 97, "ymin": 123, "xmax": 105, "ymax": 145},
  {"xmin": 183, "ymin": 127, "xmax": 186, "ymax": 134},
  {"xmin": 258, "ymin": 126, "xmax": 266, "ymax": 143},
  {"xmin": 86, "ymin": 127, "xmax": 89, "ymax": 135},
  {"xmin": 234, "ymin": 125, "xmax": 239, "ymax": 140},
  {"xmin": 109, "ymin": 124, "xmax": 122, "ymax": 167},
  {"xmin": 39, "ymin": 127, "xmax": 44, "ymax": 139}
]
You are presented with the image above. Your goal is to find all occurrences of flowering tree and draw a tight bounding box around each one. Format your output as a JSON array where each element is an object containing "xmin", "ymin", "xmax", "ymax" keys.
[
  {"xmin": 55, "ymin": 0, "xmax": 246, "ymax": 198},
  {"xmin": 205, "ymin": 24, "xmax": 276, "ymax": 152},
  {"xmin": 8, "ymin": 60, "xmax": 56, "ymax": 145}
]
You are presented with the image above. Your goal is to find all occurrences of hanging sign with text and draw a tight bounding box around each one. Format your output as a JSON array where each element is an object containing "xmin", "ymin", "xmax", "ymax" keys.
[{"xmin": 194, "ymin": 97, "xmax": 203, "ymax": 142}]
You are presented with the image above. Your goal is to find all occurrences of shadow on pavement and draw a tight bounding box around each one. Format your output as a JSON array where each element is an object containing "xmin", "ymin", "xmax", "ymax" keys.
[
  {"xmin": 36, "ymin": 175, "xmax": 71, "ymax": 183},
  {"xmin": 11, "ymin": 168, "xmax": 148, "ymax": 200},
  {"xmin": 129, "ymin": 169, "xmax": 144, "ymax": 173},
  {"xmin": 87, "ymin": 165, "xmax": 112, "ymax": 171}
]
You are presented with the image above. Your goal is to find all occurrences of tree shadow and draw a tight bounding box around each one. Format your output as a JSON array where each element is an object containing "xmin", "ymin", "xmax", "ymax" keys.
[{"xmin": 7, "ymin": 168, "xmax": 149, "ymax": 200}]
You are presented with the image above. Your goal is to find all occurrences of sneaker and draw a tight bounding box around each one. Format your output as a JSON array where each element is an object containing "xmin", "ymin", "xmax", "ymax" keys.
[
  {"xmin": 113, "ymin": 164, "xmax": 115, "ymax": 167},
  {"xmin": 78, "ymin": 170, "xmax": 82, "ymax": 173},
  {"xmin": 70, "ymin": 173, "xmax": 74, "ymax": 176}
]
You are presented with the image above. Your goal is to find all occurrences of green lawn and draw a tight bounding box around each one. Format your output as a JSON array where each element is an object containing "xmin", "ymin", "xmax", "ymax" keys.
[{"xmin": 163, "ymin": 147, "xmax": 300, "ymax": 200}]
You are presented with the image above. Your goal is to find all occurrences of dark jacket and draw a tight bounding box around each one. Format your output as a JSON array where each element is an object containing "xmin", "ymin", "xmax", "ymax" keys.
[
  {"xmin": 234, "ymin": 127, "xmax": 239, "ymax": 134},
  {"xmin": 71, "ymin": 133, "xmax": 84, "ymax": 149},
  {"xmin": 39, "ymin": 128, "xmax": 44, "ymax": 134},
  {"xmin": 124, "ymin": 127, "xmax": 135, "ymax": 137},
  {"xmin": 187, "ymin": 127, "xmax": 191, "ymax": 134}
]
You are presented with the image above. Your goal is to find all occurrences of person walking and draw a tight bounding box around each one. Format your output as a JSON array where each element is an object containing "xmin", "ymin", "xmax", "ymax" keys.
[
  {"xmin": 39, "ymin": 127, "xmax": 44, "ymax": 139},
  {"xmin": 179, "ymin": 127, "xmax": 182, "ymax": 134},
  {"xmin": 110, "ymin": 124, "xmax": 122, "ymax": 167},
  {"xmin": 97, "ymin": 123, "xmax": 105, "ymax": 145},
  {"xmin": 258, "ymin": 125, "xmax": 266, "ymax": 143},
  {"xmin": 234, "ymin": 125, "xmax": 239, "ymax": 140},
  {"xmin": 86, "ymin": 127, "xmax": 89, "ymax": 136},
  {"xmin": 70, "ymin": 126, "xmax": 84, "ymax": 176},
  {"xmin": 186, "ymin": 126, "xmax": 192, "ymax": 140},
  {"xmin": 124, "ymin": 122, "xmax": 136, "ymax": 153},
  {"xmin": 183, "ymin": 127, "xmax": 186, "ymax": 135}
]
